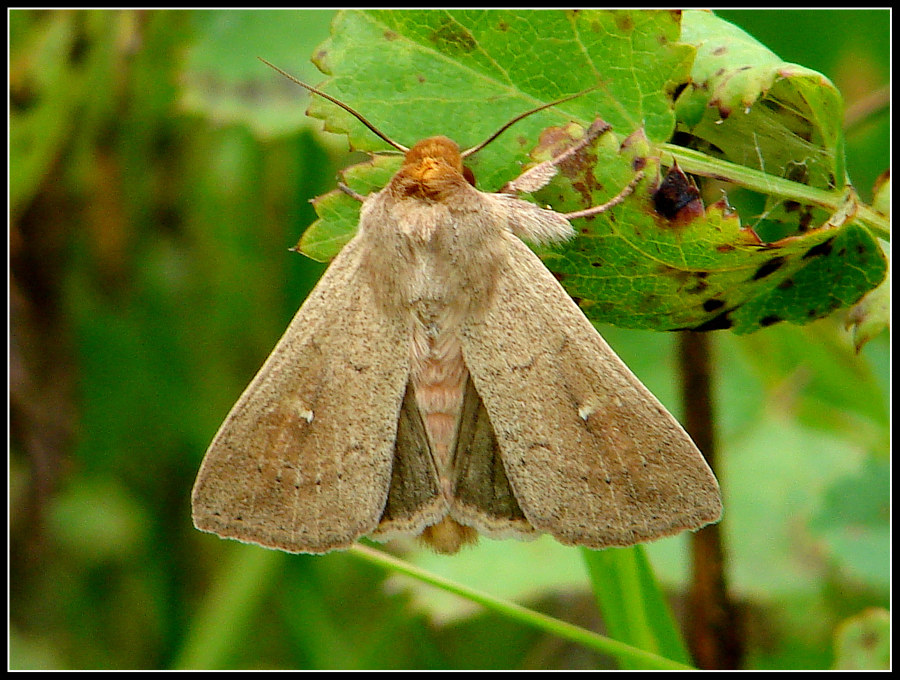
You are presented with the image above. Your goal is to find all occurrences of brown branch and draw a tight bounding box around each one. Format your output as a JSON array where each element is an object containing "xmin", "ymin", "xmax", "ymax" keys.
[{"xmin": 678, "ymin": 331, "xmax": 744, "ymax": 669}]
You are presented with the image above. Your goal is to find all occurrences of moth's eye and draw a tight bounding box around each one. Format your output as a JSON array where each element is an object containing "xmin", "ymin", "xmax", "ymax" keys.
[{"xmin": 462, "ymin": 166, "xmax": 477, "ymax": 187}]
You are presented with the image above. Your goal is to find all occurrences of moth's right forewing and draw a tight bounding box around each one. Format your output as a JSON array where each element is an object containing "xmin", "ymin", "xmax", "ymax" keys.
[
  {"xmin": 459, "ymin": 233, "xmax": 722, "ymax": 549},
  {"xmin": 192, "ymin": 235, "xmax": 412, "ymax": 554}
]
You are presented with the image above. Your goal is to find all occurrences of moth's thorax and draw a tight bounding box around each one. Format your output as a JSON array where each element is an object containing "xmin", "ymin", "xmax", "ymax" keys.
[{"xmin": 361, "ymin": 144, "xmax": 503, "ymax": 320}]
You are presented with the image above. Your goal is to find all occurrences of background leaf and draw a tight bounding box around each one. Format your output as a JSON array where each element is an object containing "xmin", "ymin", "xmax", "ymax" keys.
[
  {"xmin": 582, "ymin": 546, "xmax": 691, "ymax": 668},
  {"xmin": 831, "ymin": 608, "xmax": 890, "ymax": 670},
  {"xmin": 181, "ymin": 10, "xmax": 337, "ymax": 139}
]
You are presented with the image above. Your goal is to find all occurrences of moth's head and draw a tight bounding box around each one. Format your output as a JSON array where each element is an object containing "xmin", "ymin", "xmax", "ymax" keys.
[
  {"xmin": 403, "ymin": 135, "xmax": 477, "ymax": 182},
  {"xmin": 403, "ymin": 136, "xmax": 463, "ymax": 173},
  {"xmin": 394, "ymin": 136, "xmax": 475, "ymax": 200}
]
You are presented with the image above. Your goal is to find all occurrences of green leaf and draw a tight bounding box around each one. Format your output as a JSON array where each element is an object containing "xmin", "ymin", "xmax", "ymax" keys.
[
  {"xmin": 831, "ymin": 608, "xmax": 890, "ymax": 670},
  {"xmin": 10, "ymin": 11, "xmax": 88, "ymax": 213},
  {"xmin": 736, "ymin": 320, "xmax": 888, "ymax": 432},
  {"xmin": 844, "ymin": 173, "xmax": 890, "ymax": 351},
  {"xmin": 295, "ymin": 9, "xmax": 885, "ymax": 333},
  {"xmin": 678, "ymin": 9, "xmax": 845, "ymax": 196},
  {"xmin": 582, "ymin": 546, "xmax": 691, "ymax": 669},
  {"xmin": 809, "ymin": 457, "xmax": 890, "ymax": 588}
]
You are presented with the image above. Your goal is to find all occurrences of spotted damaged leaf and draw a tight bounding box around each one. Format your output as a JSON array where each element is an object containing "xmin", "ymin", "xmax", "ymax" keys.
[
  {"xmin": 674, "ymin": 10, "xmax": 848, "ymax": 248},
  {"xmin": 528, "ymin": 124, "xmax": 886, "ymax": 333},
  {"xmin": 844, "ymin": 173, "xmax": 890, "ymax": 352},
  {"xmin": 298, "ymin": 9, "xmax": 886, "ymax": 334}
]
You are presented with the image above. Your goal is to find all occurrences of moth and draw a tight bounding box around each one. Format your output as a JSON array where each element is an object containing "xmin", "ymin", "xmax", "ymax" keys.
[{"xmin": 192, "ymin": 62, "xmax": 722, "ymax": 555}]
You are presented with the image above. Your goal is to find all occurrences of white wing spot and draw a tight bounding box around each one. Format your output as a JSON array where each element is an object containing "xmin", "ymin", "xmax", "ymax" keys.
[{"xmin": 290, "ymin": 398, "xmax": 314, "ymax": 424}]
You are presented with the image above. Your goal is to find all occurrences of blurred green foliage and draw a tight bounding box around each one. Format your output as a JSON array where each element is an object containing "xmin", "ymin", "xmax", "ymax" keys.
[{"xmin": 10, "ymin": 9, "xmax": 889, "ymax": 670}]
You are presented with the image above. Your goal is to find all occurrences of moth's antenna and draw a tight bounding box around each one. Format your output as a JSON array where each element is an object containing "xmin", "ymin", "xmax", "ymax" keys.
[
  {"xmin": 259, "ymin": 58, "xmax": 409, "ymax": 153},
  {"xmin": 461, "ymin": 85, "xmax": 601, "ymax": 159}
]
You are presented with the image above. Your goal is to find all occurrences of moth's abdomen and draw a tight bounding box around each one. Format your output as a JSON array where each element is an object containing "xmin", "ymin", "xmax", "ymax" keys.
[
  {"xmin": 407, "ymin": 311, "xmax": 482, "ymax": 554},
  {"xmin": 409, "ymin": 317, "xmax": 468, "ymax": 487}
]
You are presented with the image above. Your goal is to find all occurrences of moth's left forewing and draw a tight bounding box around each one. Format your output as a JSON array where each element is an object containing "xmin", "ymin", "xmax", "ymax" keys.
[
  {"xmin": 457, "ymin": 231, "xmax": 722, "ymax": 549},
  {"xmin": 192, "ymin": 232, "xmax": 420, "ymax": 554}
]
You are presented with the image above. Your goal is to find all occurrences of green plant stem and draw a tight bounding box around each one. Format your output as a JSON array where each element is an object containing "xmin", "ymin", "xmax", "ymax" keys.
[
  {"xmin": 348, "ymin": 544, "xmax": 694, "ymax": 670},
  {"xmin": 661, "ymin": 144, "xmax": 890, "ymax": 241}
]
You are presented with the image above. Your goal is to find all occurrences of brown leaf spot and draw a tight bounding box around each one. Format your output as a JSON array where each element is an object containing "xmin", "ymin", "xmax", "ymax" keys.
[
  {"xmin": 693, "ymin": 309, "xmax": 735, "ymax": 331},
  {"xmin": 429, "ymin": 21, "xmax": 477, "ymax": 54},
  {"xmin": 653, "ymin": 164, "xmax": 703, "ymax": 226},
  {"xmin": 751, "ymin": 256, "xmax": 786, "ymax": 280},
  {"xmin": 803, "ymin": 238, "xmax": 835, "ymax": 260},
  {"xmin": 615, "ymin": 13, "xmax": 634, "ymax": 32}
]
